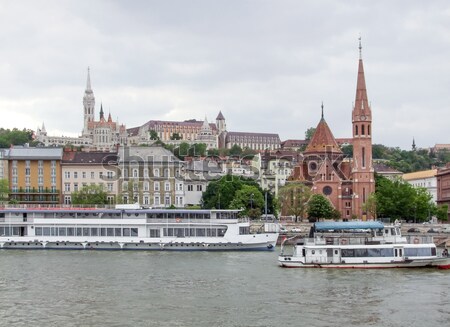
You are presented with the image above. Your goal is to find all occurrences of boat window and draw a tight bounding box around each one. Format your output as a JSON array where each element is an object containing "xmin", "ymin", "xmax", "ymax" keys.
[
  {"xmin": 131, "ymin": 228, "xmax": 138, "ymax": 237},
  {"xmin": 58, "ymin": 228, "xmax": 66, "ymax": 236},
  {"xmin": 115, "ymin": 228, "xmax": 122, "ymax": 237},
  {"xmin": 404, "ymin": 247, "xmax": 433, "ymax": 257},
  {"xmin": 67, "ymin": 228, "xmax": 74, "ymax": 236},
  {"xmin": 35, "ymin": 227, "xmax": 42, "ymax": 236},
  {"xmin": 174, "ymin": 228, "xmax": 184, "ymax": 237},
  {"xmin": 107, "ymin": 228, "xmax": 114, "ymax": 236},
  {"xmin": 100, "ymin": 228, "xmax": 107, "ymax": 236},
  {"xmin": 83, "ymin": 228, "xmax": 90, "ymax": 236},
  {"xmin": 149, "ymin": 229, "xmax": 160, "ymax": 237},
  {"xmin": 123, "ymin": 228, "xmax": 130, "ymax": 236},
  {"xmin": 43, "ymin": 227, "xmax": 51, "ymax": 236},
  {"xmin": 91, "ymin": 228, "xmax": 98, "ymax": 237},
  {"xmin": 218, "ymin": 228, "xmax": 226, "ymax": 237},
  {"xmin": 76, "ymin": 228, "xmax": 82, "ymax": 236},
  {"xmin": 312, "ymin": 250, "xmax": 315, "ymax": 255}
]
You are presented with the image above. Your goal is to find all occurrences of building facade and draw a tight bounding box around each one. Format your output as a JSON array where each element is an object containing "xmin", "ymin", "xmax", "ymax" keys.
[
  {"xmin": 117, "ymin": 146, "xmax": 184, "ymax": 207},
  {"xmin": 6, "ymin": 147, "xmax": 63, "ymax": 205},
  {"xmin": 403, "ymin": 169, "xmax": 438, "ymax": 203},
  {"xmin": 436, "ymin": 164, "xmax": 450, "ymax": 219},
  {"xmin": 61, "ymin": 150, "xmax": 119, "ymax": 205}
]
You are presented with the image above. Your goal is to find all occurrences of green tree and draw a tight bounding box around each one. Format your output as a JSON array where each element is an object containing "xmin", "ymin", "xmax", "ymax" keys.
[
  {"xmin": 375, "ymin": 175, "xmax": 434, "ymax": 222},
  {"xmin": 362, "ymin": 193, "xmax": 378, "ymax": 220},
  {"xmin": 305, "ymin": 127, "xmax": 316, "ymax": 141},
  {"xmin": 201, "ymin": 175, "xmax": 276, "ymax": 215},
  {"xmin": 436, "ymin": 204, "xmax": 449, "ymax": 222},
  {"xmin": 307, "ymin": 194, "xmax": 334, "ymax": 221},
  {"xmin": 170, "ymin": 133, "xmax": 182, "ymax": 140},
  {"xmin": 0, "ymin": 128, "xmax": 34, "ymax": 147},
  {"xmin": 71, "ymin": 184, "xmax": 109, "ymax": 205},
  {"xmin": 0, "ymin": 178, "xmax": 9, "ymax": 203},
  {"xmin": 149, "ymin": 130, "xmax": 159, "ymax": 140},
  {"xmin": 229, "ymin": 185, "xmax": 264, "ymax": 219},
  {"xmin": 278, "ymin": 182, "xmax": 312, "ymax": 222},
  {"xmin": 229, "ymin": 144, "xmax": 243, "ymax": 156}
]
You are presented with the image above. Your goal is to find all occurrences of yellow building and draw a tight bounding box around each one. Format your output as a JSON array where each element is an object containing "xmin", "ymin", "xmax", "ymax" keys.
[{"xmin": 7, "ymin": 146, "xmax": 63, "ymax": 205}]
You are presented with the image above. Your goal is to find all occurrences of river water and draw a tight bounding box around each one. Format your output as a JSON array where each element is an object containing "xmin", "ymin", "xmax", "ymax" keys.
[{"xmin": 0, "ymin": 250, "xmax": 449, "ymax": 327}]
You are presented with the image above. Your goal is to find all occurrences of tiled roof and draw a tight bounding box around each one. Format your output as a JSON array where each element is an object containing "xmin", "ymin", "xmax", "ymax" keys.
[
  {"xmin": 373, "ymin": 163, "xmax": 402, "ymax": 174},
  {"xmin": 8, "ymin": 147, "xmax": 63, "ymax": 159},
  {"xmin": 62, "ymin": 151, "xmax": 118, "ymax": 165},
  {"xmin": 403, "ymin": 169, "xmax": 437, "ymax": 181},
  {"xmin": 304, "ymin": 119, "xmax": 342, "ymax": 154}
]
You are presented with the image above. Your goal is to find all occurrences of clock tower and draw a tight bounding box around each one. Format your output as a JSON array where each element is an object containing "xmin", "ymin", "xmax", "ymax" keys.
[{"xmin": 351, "ymin": 39, "xmax": 375, "ymax": 219}]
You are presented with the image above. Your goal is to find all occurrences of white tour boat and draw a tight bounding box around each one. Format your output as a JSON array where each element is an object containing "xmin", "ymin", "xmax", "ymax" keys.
[
  {"xmin": 0, "ymin": 206, "xmax": 279, "ymax": 251},
  {"xmin": 278, "ymin": 221, "xmax": 450, "ymax": 269}
]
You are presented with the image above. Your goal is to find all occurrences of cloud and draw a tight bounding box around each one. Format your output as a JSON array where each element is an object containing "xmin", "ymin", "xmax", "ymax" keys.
[{"xmin": 0, "ymin": 0, "xmax": 449, "ymax": 150}]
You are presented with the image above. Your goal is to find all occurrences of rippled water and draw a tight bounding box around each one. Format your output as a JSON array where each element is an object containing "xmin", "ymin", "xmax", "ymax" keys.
[{"xmin": 0, "ymin": 250, "xmax": 449, "ymax": 327}]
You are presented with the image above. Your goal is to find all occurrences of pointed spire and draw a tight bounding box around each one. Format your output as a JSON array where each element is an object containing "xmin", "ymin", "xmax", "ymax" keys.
[
  {"xmin": 108, "ymin": 112, "xmax": 112, "ymax": 123},
  {"xmin": 100, "ymin": 102, "xmax": 104, "ymax": 120},
  {"xmin": 321, "ymin": 102, "xmax": 324, "ymax": 121},
  {"xmin": 354, "ymin": 38, "xmax": 370, "ymax": 114},
  {"xmin": 216, "ymin": 111, "xmax": 225, "ymax": 120},
  {"xmin": 41, "ymin": 122, "xmax": 46, "ymax": 132},
  {"xmin": 86, "ymin": 67, "xmax": 92, "ymax": 93},
  {"xmin": 359, "ymin": 36, "xmax": 362, "ymax": 60},
  {"xmin": 412, "ymin": 137, "xmax": 416, "ymax": 151}
]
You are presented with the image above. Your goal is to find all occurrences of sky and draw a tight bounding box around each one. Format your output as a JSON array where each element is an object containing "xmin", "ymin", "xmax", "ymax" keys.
[{"xmin": 0, "ymin": 0, "xmax": 449, "ymax": 150}]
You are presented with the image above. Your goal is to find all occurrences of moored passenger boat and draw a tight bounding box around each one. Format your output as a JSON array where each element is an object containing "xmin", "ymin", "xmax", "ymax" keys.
[
  {"xmin": 278, "ymin": 221, "xmax": 450, "ymax": 269},
  {"xmin": 0, "ymin": 207, "xmax": 278, "ymax": 251}
]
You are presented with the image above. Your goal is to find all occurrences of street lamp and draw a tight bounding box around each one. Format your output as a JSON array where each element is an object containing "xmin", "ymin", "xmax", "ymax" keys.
[{"xmin": 250, "ymin": 193, "xmax": 254, "ymax": 209}]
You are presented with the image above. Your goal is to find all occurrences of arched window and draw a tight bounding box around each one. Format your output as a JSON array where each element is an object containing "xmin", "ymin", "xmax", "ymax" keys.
[
  {"xmin": 355, "ymin": 125, "xmax": 359, "ymax": 136},
  {"xmin": 368, "ymin": 124, "xmax": 371, "ymax": 136},
  {"xmin": 362, "ymin": 147, "xmax": 366, "ymax": 168},
  {"xmin": 361, "ymin": 124, "xmax": 365, "ymax": 135}
]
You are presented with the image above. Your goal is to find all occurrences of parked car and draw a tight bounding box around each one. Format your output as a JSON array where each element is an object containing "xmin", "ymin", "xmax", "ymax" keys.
[
  {"xmin": 279, "ymin": 226, "xmax": 288, "ymax": 234},
  {"xmin": 407, "ymin": 228, "xmax": 420, "ymax": 233},
  {"xmin": 290, "ymin": 227, "xmax": 302, "ymax": 233},
  {"xmin": 427, "ymin": 228, "xmax": 439, "ymax": 233}
]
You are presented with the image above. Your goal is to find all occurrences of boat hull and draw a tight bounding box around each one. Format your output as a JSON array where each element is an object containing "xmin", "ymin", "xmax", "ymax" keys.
[
  {"xmin": 278, "ymin": 256, "xmax": 450, "ymax": 269},
  {"xmin": 0, "ymin": 237, "xmax": 277, "ymax": 251}
]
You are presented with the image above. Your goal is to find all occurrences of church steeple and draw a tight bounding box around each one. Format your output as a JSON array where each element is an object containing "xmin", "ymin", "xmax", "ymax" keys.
[
  {"xmin": 351, "ymin": 37, "xmax": 375, "ymax": 220},
  {"xmin": 82, "ymin": 67, "xmax": 95, "ymax": 136},
  {"xmin": 100, "ymin": 103, "xmax": 104, "ymax": 120}
]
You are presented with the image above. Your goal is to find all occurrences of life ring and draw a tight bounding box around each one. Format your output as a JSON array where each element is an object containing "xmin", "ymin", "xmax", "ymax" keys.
[
  {"xmin": 340, "ymin": 239, "xmax": 348, "ymax": 245},
  {"xmin": 413, "ymin": 238, "xmax": 420, "ymax": 244}
]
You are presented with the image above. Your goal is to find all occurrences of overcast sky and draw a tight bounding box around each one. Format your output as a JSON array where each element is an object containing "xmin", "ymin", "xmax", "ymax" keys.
[{"xmin": 1, "ymin": 0, "xmax": 449, "ymax": 150}]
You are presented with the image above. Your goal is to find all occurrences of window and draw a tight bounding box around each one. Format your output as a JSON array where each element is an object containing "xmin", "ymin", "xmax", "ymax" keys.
[
  {"xmin": 99, "ymin": 172, "xmax": 103, "ymax": 179},
  {"xmin": 187, "ymin": 185, "xmax": 193, "ymax": 191},
  {"xmin": 133, "ymin": 169, "xmax": 139, "ymax": 178},
  {"xmin": 355, "ymin": 125, "xmax": 359, "ymax": 136},
  {"xmin": 65, "ymin": 171, "xmax": 71, "ymax": 179},
  {"xmin": 82, "ymin": 172, "xmax": 86, "ymax": 179},
  {"xmin": 196, "ymin": 185, "xmax": 203, "ymax": 192},
  {"xmin": 165, "ymin": 196, "xmax": 171, "ymax": 206},
  {"xmin": 154, "ymin": 168, "xmax": 160, "ymax": 177},
  {"xmin": 25, "ymin": 168, "xmax": 30, "ymax": 176},
  {"xmin": 74, "ymin": 183, "xmax": 78, "ymax": 192},
  {"xmin": 144, "ymin": 182, "xmax": 149, "ymax": 191},
  {"xmin": 361, "ymin": 124, "xmax": 365, "ymax": 135},
  {"xmin": 144, "ymin": 169, "xmax": 149, "ymax": 178},
  {"xmin": 107, "ymin": 183, "xmax": 113, "ymax": 192},
  {"xmin": 176, "ymin": 183, "xmax": 183, "ymax": 191},
  {"xmin": 362, "ymin": 147, "xmax": 366, "ymax": 168},
  {"xmin": 91, "ymin": 172, "xmax": 95, "ymax": 179},
  {"xmin": 154, "ymin": 182, "xmax": 160, "ymax": 192},
  {"xmin": 154, "ymin": 196, "xmax": 160, "ymax": 205},
  {"xmin": 74, "ymin": 172, "xmax": 78, "ymax": 179},
  {"xmin": 64, "ymin": 183, "xmax": 71, "ymax": 192},
  {"xmin": 165, "ymin": 183, "xmax": 170, "ymax": 192}
]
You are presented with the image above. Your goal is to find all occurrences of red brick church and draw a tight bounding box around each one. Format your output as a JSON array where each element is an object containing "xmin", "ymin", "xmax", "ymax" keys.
[{"xmin": 291, "ymin": 42, "xmax": 375, "ymax": 220}]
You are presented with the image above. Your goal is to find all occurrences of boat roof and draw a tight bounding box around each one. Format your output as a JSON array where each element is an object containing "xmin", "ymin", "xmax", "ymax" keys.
[{"xmin": 314, "ymin": 221, "xmax": 384, "ymax": 231}]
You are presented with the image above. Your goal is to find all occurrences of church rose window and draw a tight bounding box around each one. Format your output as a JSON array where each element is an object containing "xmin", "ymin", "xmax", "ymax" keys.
[{"xmin": 323, "ymin": 186, "xmax": 332, "ymax": 195}]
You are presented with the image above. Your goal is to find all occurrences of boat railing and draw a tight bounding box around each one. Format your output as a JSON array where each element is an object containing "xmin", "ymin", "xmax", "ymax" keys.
[
  {"xmin": 303, "ymin": 234, "xmax": 435, "ymax": 246},
  {"xmin": 405, "ymin": 235, "xmax": 434, "ymax": 244}
]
